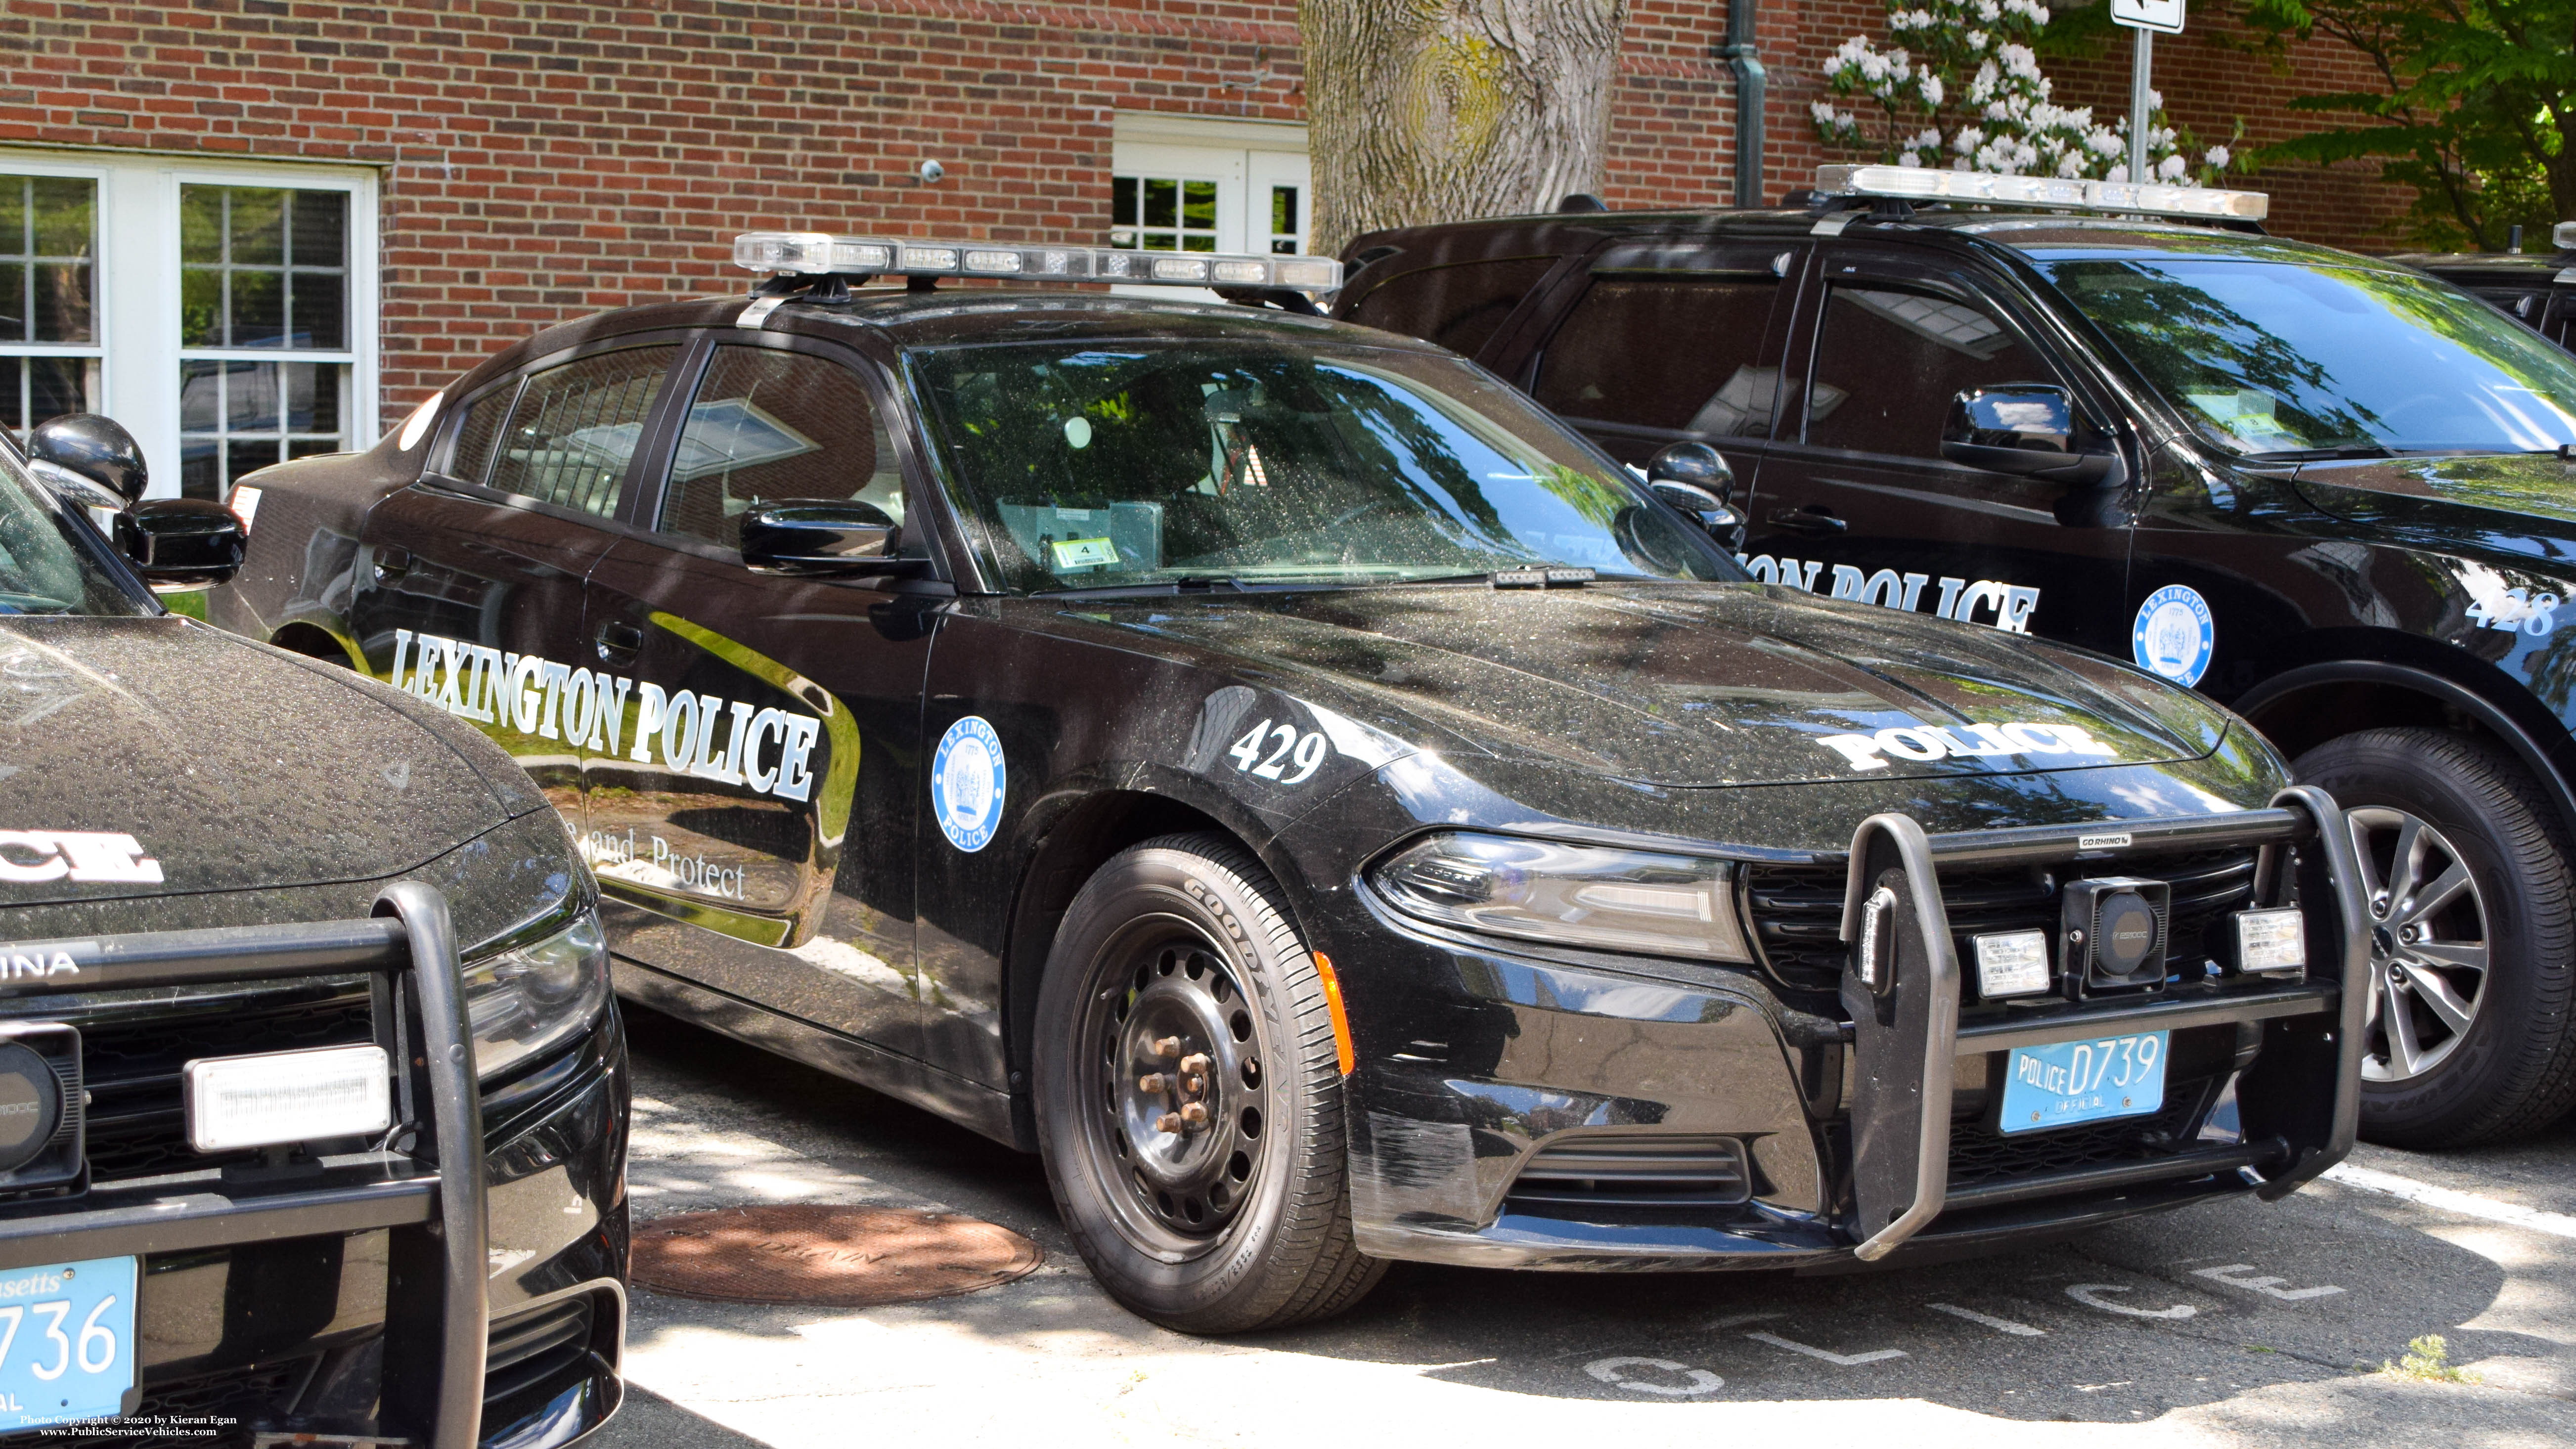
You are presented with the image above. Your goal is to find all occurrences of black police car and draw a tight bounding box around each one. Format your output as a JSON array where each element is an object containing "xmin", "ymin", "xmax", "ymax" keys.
[
  {"xmin": 2395, "ymin": 222, "xmax": 2576, "ymax": 354},
  {"xmin": 209, "ymin": 232, "xmax": 2366, "ymax": 1334},
  {"xmin": 1337, "ymin": 167, "xmax": 2576, "ymax": 1148},
  {"xmin": 0, "ymin": 417, "xmax": 624, "ymax": 1446}
]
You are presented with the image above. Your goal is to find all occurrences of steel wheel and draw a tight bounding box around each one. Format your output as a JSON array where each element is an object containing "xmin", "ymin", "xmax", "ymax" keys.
[
  {"xmin": 2349, "ymin": 805, "xmax": 2491, "ymax": 1084},
  {"xmin": 1077, "ymin": 923, "xmax": 1266, "ymax": 1251}
]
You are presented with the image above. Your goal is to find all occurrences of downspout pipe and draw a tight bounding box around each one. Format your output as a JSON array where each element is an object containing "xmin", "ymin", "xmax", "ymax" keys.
[{"xmin": 1719, "ymin": 0, "xmax": 1766, "ymax": 208}]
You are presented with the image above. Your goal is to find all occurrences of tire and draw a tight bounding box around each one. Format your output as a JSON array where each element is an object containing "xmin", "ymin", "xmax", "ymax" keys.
[
  {"xmin": 2293, "ymin": 727, "xmax": 2576, "ymax": 1147},
  {"xmin": 1031, "ymin": 832, "xmax": 1385, "ymax": 1333}
]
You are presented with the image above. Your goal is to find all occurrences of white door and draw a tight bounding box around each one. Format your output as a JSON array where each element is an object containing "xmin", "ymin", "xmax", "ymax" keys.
[{"xmin": 1109, "ymin": 118, "xmax": 1311, "ymax": 300}]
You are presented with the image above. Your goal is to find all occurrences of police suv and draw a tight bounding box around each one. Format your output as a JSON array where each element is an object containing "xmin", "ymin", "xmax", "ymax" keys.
[
  {"xmin": 2396, "ymin": 221, "xmax": 2576, "ymax": 355},
  {"xmin": 1338, "ymin": 168, "xmax": 2576, "ymax": 1148},
  {"xmin": 0, "ymin": 416, "xmax": 624, "ymax": 1446},
  {"xmin": 212, "ymin": 233, "xmax": 2365, "ymax": 1334}
]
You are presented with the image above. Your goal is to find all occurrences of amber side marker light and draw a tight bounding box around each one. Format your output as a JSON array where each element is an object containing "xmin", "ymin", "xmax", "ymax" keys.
[{"xmin": 1312, "ymin": 953, "xmax": 1356, "ymax": 1076}]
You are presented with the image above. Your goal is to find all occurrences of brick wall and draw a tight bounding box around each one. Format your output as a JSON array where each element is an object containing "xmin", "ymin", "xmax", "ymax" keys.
[{"xmin": 0, "ymin": 0, "xmax": 2431, "ymax": 430}]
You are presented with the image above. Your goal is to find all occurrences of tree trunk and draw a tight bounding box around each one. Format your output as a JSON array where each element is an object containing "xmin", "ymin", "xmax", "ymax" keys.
[{"xmin": 1300, "ymin": 0, "xmax": 1630, "ymax": 257}]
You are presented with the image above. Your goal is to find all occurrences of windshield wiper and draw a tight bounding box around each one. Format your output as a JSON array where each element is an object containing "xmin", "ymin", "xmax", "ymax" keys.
[{"xmin": 2246, "ymin": 444, "xmax": 2396, "ymax": 462}]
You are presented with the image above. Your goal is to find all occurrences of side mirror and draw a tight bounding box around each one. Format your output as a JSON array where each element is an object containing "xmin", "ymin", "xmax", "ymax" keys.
[
  {"xmin": 1644, "ymin": 441, "xmax": 1745, "ymax": 552},
  {"xmin": 1940, "ymin": 385, "xmax": 2125, "ymax": 489},
  {"xmin": 739, "ymin": 500, "xmax": 926, "ymax": 576},
  {"xmin": 115, "ymin": 499, "xmax": 244, "ymax": 588},
  {"xmin": 26, "ymin": 413, "xmax": 147, "ymax": 511}
]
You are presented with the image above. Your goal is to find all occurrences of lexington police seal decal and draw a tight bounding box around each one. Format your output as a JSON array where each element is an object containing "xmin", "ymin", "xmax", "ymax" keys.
[
  {"xmin": 2132, "ymin": 584, "xmax": 2216, "ymax": 688},
  {"xmin": 932, "ymin": 715, "xmax": 1006, "ymax": 853}
]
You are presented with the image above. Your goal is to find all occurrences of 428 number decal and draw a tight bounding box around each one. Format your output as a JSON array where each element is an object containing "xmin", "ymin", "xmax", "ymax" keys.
[
  {"xmin": 2467, "ymin": 588, "xmax": 2559, "ymax": 637},
  {"xmin": 1225, "ymin": 719, "xmax": 1330, "ymax": 784}
]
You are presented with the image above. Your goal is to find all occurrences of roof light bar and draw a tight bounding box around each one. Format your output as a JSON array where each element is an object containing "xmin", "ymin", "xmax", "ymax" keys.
[
  {"xmin": 2555, "ymin": 221, "xmax": 2576, "ymax": 252},
  {"xmin": 1816, "ymin": 164, "xmax": 2270, "ymax": 223},
  {"xmin": 732, "ymin": 232, "xmax": 1344, "ymax": 293}
]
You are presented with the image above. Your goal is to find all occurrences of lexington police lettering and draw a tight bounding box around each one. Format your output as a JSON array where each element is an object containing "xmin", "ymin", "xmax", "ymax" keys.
[
  {"xmin": 389, "ymin": 629, "xmax": 820, "ymax": 804},
  {"xmin": 1739, "ymin": 555, "xmax": 2042, "ymax": 634}
]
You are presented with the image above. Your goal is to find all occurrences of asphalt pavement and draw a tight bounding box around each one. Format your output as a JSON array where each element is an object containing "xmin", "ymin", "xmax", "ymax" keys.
[{"xmin": 595, "ymin": 1002, "xmax": 2576, "ymax": 1449}]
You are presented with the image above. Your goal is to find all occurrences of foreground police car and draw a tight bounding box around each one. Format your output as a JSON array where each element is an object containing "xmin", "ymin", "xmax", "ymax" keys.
[
  {"xmin": 211, "ymin": 234, "xmax": 2365, "ymax": 1333},
  {"xmin": 1339, "ymin": 169, "xmax": 2576, "ymax": 1148},
  {"xmin": 0, "ymin": 419, "xmax": 624, "ymax": 1445}
]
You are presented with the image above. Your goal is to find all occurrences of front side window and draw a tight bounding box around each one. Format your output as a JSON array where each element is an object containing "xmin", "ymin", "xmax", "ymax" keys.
[
  {"xmin": 1536, "ymin": 271, "xmax": 1782, "ymax": 436},
  {"xmin": 178, "ymin": 185, "xmax": 353, "ymax": 498},
  {"xmin": 2039, "ymin": 256, "xmax": 2576, "ymax": 457},
  {"xmin": 1803, "ymin": 283, "xmax": 2047, "ymax": 456},
  {"xmin": 0, "ymin": 174, "xmax": 97, "ymax": 438},
  {"xmin": 0, "ymin": 448, "xmax": 149, "ymax": 616},
  {"xmin": 911, "ymin": 339, "xmax": 1738, "ymax": 592},
  {"xmin": 485, "ymin": 347, "xmax": 679, "ymax": 517},
  {"xmin": 660, "ymin": 348, "xmax": 907, "ymax": 550}
]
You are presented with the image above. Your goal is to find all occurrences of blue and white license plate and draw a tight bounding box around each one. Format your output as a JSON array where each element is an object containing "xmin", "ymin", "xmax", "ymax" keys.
[
  {"xmin": 0, "ymin": 1256, "xmax": 137, "ymax": 1432},
  {"xmin": 1999, "ymin": 1031, "xmax": 2169, "ymax": 1135}
]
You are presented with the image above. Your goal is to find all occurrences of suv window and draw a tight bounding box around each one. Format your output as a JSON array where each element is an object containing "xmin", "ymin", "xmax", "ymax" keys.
[
  {"xmin": 1345, "ymin": 258, "xmax": 1560, "ymax": 358},
  {"xmin": 1803, "ymin": 284, "xmax": 2044, "ymax": 456},
  {"xmin": 486, "ymin": 345, "xmax": 679, "ymax": 515},
  {"xmin": 659, "ymin": 347, "xmax": 906, "ymax": 550},
  {"xmin": 1535, "ymin": 272, "xmax": 1781, "ymax": 436},
  {"xmin": 443, "ymin": 384, "xmax": 514, "ymax": 487}
]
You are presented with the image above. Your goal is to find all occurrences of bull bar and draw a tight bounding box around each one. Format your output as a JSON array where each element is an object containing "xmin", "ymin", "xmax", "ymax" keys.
[
  {"xmin": 0, "ymin": 881, "xmax": 488, "ymax": 1448},
  {"xmin": 1837, "ymin": 786, "xmax": 2371, "ymax": 1261}
]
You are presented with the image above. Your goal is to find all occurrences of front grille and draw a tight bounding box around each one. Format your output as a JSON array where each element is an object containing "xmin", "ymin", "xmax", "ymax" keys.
[
  {"xmin": 1745, "ymin": 847, "xmax": 2263, "ymax": 996},
  {"xmin": 487, "ymin": 1295, "xmax": 598, "ymax": 1404},
  {"xmin": 5, "ymin": 1356, "xmax": 319, "ymax": 1448},
  {"xmin": 1505, "ymin": 1133, "xmax": 1751, "ymax": 1209},
  {"xmin": 1947, "ymin": 1075, "xmax": 2217, "ymax": 1186},
  {"xmin": 75, "ymin": 984, "xmax": 375, "ymax": 1183}
]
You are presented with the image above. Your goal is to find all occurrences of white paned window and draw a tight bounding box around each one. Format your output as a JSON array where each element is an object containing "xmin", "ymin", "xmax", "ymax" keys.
[
  {"xmin": 0, "ymin": 151, "xmax": 377, "ymax": 500},
  {"xmin": 1109, "ymin": 115, "xmax": 1310, "ymax": 300}
]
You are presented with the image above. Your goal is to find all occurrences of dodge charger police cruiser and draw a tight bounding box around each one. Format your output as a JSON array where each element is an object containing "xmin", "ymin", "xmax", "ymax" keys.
[
  {"xmin": 0, "ymin": 415, "xmax": 625, "ymax": 1447},
  {"xmin": 211, "ymin": 233, "xmax": 2366, "ymax": 1334},
  {"xmin": 1337, "ymin": 168, "xmax": 2576, "ymax": 1148}
]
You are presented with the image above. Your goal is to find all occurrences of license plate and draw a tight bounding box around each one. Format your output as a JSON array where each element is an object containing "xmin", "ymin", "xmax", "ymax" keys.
[
  {"xmin": 1999, "ymin": 1031, "xmax": 2169, "ymax": 1135},
  {"xmin": 0, "ymin": 1256, "xmax": 137, "ymax": 1431}
]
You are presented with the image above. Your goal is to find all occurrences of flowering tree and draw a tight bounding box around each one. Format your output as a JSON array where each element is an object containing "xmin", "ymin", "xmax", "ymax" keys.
[{"xmin": 1811, "ymin": 0, "xmax": 2229, "ymax": 182}]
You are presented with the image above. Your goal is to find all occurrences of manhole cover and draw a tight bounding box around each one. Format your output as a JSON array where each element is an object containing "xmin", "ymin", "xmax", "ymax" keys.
[{"xmin": 632, "ymin": 1204, "xmax": 1043, "ymax": 1307}]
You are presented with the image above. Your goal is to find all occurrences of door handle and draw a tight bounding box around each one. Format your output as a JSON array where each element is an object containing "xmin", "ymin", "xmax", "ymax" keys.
[
  {"xmin": 595, "ymin": 621, "xmax": 645, "ymax": 664},
  {"xmin": 371, "ymin": 545, "xmax": 412, "ymax": 582},
  {"xmin": 1768, "ymin": 506, "xmax": 1848, "ymax": 535}
]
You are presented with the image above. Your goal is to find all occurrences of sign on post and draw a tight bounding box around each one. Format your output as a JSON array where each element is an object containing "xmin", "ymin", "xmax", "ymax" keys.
[{"xmin": 2111, "ymin": 0, "xmax": 2185, "ymax": 33}]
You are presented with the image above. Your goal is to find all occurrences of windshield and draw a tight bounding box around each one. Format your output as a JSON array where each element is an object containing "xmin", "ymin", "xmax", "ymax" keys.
[
  {"xmin": 908, "ymin": 339, "xmax": 1739, "ymax": 592},
  {"xmin": 0, "ymin": 448, "xmax": 148, "ymax": 615},
  {"xmin": 2037, "ymin": 257, "xmax": 2576, "ymax": 457}
]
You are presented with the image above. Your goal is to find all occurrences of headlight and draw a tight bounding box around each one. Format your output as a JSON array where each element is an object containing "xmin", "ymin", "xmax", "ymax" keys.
[
  {"xmin": 1370, "ymin": 832, "xmax": 1751, "ymax": 962},
  {"xmin": 464, "ymin": 910, "xmax": 610, "ymax": 1081}
]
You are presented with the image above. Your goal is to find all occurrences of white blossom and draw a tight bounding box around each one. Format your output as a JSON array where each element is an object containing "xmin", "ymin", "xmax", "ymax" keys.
[
  {"xmin": 2156, "ymin": 153, "xmax": 2188, "ymax": 181},
  {"xmin": 1919, "ymin": 74, "xmax": 1946, "ymax": 106},
  {"xmin": 2205, "ymin": 144, "xmax": 2232, "ymax": 170}
]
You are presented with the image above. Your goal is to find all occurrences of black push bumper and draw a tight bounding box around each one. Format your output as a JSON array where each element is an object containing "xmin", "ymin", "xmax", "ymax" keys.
[
  {"xmin": 1338, "ymin": 788, "xmax": 2368, "ymax": 1270},
  {"xmin": 0, "ymin": 884, "xmax": 584, "ymax": 1448}
]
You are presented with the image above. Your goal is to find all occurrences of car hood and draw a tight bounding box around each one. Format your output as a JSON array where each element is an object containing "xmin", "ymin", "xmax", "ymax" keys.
[
  {"xmin": 1059, "ymin": 581, "xmax": 2232, "ymax": 788},
  {"xmin": 2292, "ymin": 452, "xmax": 2576, "ymax": 538},
  {"xmin": 0, "ymin": 616, "xmax": 547, "ymax": 908}
]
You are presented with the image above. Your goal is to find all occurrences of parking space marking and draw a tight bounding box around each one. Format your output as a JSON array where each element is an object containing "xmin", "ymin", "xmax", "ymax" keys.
[
  {"xmin": 2066, "ymin": 1284, "xmax": 2197, "ymax": 1319},
  {"xmin": 2325, "ymin": 1162, "xmax": 2576, "ymax": 1240},
  {"xmin": 1584, "ymin": 1357, "xmax": 1725, "ymax": 1397},
  {"xmin": 1744, "ymin": 1331, "xmax": 1907, "ymax": 1365},
  {"xmin": 1927, "ymin": 1302, "xmax": 2045, "ymax": 1336},
  {"xmin": 2189, "ymin": 1264, "xmax": 2344, "ymax": 1301}
]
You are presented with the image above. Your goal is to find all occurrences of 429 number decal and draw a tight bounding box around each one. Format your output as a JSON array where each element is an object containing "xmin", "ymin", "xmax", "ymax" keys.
[
  {"xmin": 1225, "ymin": 719, "xmax": 1329, "ymax": 784},
  {"xmin": 2467, "ymin": 588, "xmax": 2559, "ymax": 637}
]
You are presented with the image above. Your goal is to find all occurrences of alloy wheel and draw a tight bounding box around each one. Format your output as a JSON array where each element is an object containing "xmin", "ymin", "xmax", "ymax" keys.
[{"xmin": 2347, "ymin": 805, "xmax": 2491, "ymax": 1083}]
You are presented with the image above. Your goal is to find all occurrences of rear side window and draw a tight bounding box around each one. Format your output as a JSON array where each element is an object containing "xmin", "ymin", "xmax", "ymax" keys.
[
  {"xmin": 659, "ymin": 347, "xmax": 908, "ymax": 550},
  {"xmin": 1344, "ymin": 257, "xmax": 1560, "ymax": 358},
  {"xmin": 1803, "ymin": 285, "xmax": 2045, "ymax": 457},
  {"xmin": 1534, "ymin": 273, "xmax": 1781, "ymax": 436},
  {"xmin": 442, "ymin": 384, "xmax": 514, "ymax": 486},
  {"xmin": 486, "ymin": 345, "xmax": 680, "ymax": 516}
]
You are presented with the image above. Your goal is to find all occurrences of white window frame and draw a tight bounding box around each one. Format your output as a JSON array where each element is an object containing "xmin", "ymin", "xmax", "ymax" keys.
[
  {"xmin": 1109, "ymin": 115, "xmax": 1311, "ymax": 302},
  {"xmin": 0, "ymin": 148, "xmax": 379, "ymax": 499}
]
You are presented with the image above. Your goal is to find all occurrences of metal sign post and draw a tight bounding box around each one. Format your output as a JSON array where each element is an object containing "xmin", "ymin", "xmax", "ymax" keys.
[{"xmin": 2110, "ymin": 0, "xmax": 2185, "ymax": 183}]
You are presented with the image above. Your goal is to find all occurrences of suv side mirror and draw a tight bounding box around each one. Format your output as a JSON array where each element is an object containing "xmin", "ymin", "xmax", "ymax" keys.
[
  {"xmin": 26, "ymin": 413, "xmax": 148, "ymax": 511},
  {"xmin": 1940, "ymin": 385, "xmax": 2125, "ymax": 489},
  {"xmin": 1645, "ymin": 442, "xmax": 1746, "ymax": 551},
  {"xmin": 739, "ymin": 500, "xmax": 927, "ymax": 576},
  {"xmin": 115, "ymin": 499, "xmax": 244, "ymax": 588}
]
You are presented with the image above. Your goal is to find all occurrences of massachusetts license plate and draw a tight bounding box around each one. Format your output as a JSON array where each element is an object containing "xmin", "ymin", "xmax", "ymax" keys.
[
  {"xmin": 0, "ymin": 1256, "xmax": 137, "ymax": 1432},
  {"xmin": 1999, "ymin": 1031, "xmax": 2169, "ymax": 1135}
]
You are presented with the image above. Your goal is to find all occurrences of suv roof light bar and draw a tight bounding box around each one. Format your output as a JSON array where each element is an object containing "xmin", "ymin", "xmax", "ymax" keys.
[
  {"xmin": 732, "ymin": 232, "xmax": 1344, "ymax": 294},
  {"xmin": 1815, "ymin": 164, "xmax": 2270, "ymax": 223}
]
